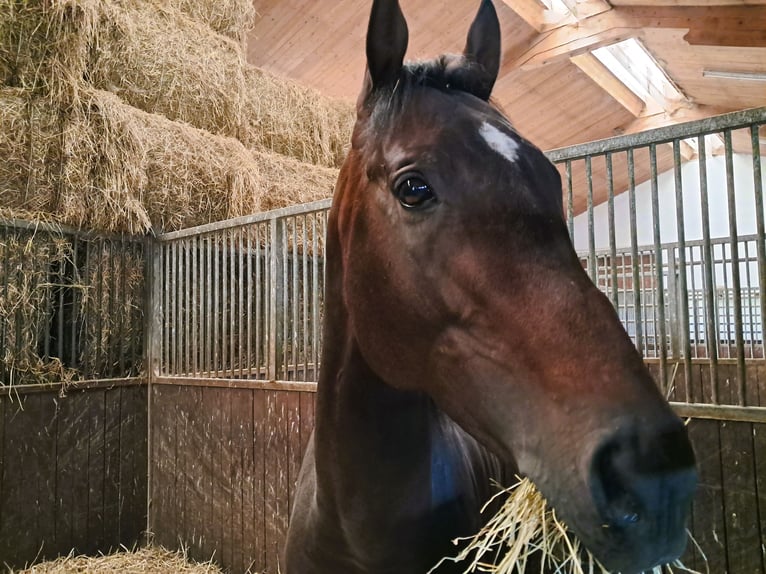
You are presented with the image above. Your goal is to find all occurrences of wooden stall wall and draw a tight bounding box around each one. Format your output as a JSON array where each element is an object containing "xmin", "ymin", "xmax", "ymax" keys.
[
  {"xmin": 0, "ymin": 382, "xmax": 148, "ymax": 570},
  {"xmin": 149, "ymin": 378, "xmax": 766, "ymax": 574},
  {"xmin": 149, "ymin": 382, "xmax": 314, "ymax": 574}
]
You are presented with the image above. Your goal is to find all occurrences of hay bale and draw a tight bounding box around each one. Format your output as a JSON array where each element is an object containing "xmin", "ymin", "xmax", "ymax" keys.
[
  {"xmin": 0, "ymin": 0, "xmax": 99, "ymax": 98},
  {"xmin": 432, "ymin": 478, "xmax": 703, "ymax": 574},
  {"xmin": 14, "ymin": 546, "xmax": 226, "ymax": 573},
  {"xmin": 0, "ymin": 88, "xmax": 338, "ymax": 233},
  {"xmin": 89, "ymin": 2, "xmax": 249, "ymax": 139},
  {"xmin": 0, "ymin": 232, "xmax": 78, "ymax": 386},
  {"xmin": 242, "ymin": 67, "xmax": 355, "ymax": 168},
  {"xmin": 1, "ymin": 1, "xmax": 354, "ymax": 167},
  {"xmin": 0, "ymin": 88, "xmax": 64, "ymax": 213},
  {"xmin": 156, "ymin": 0, "xmax": 256, "ymax": 45}
]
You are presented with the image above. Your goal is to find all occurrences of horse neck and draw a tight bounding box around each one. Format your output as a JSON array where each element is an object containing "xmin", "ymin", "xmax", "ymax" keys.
[{"xmin": 312, "ymin": 201, "xmax": 437, "ymax": 514}]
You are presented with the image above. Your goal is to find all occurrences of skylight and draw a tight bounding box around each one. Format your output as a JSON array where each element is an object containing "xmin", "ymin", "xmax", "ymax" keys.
[
  {"xmin": 592, "ymin": 38, "xmax": 686, "ymax": 115},
  {"xmin": 538, "ymin": 0, "xmax": 573, "ymax": 23}
]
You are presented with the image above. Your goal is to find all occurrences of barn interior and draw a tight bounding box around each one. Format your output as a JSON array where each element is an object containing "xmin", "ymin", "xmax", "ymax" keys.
[{"xmin": 1, "ymin": 1, "xmax": 765, "ymax": 573}]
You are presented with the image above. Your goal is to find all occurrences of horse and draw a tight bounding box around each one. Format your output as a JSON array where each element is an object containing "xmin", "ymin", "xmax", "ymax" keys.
[{"xmin": 284, "ymin": 1, "xmax": 697, "ymax": 572}]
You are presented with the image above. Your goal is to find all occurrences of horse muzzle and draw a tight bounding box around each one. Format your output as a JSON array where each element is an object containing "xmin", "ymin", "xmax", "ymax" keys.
[{"xmin": 584, "ymin": 418, "xmax": 698, "ymax": 573}]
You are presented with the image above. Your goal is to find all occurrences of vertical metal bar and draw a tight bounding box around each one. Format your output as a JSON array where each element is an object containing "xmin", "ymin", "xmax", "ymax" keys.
[
  {"xmin": 312, "ymin": 214, "xmax": 320, "ymax": 381},
  {"xmin": 751, "ymin": 125, "xmax": 766, "ymax": 370},
  {"xmin": 606, "ymin": 153, "xmax": 618, "ymax": 308},
  {"xmin": 107, "ymin": 239, "xmax": 117, "ymax": 377},
  {"xmin": 724, "ymin": 130, "xmax": 746, "ymax": 404},
  {"xmin": 150, "ymin": 238, "xmax": 163, "ymax": 380},
  {"xmin": 744, "ymin": 241, "xmax": 755, "ymax": 359},
  {"xmin": 566, "ymin": 160, "xmax": 574, "ymax": 241},
  {"xmin": 672, "ymin": 140, "xmax": 692, "ymax": 401},
  {"xmin": 282, "ymin": 219, "xmax": 289, "ymax": 377},
  {"xmin": 191, "ymin": 235, "xmax": 202, "ymax": 374},
  {"xmin": 263, "ymin": 224, "xmax": 269, "ymax": 377},
  {"xmin": 688, "ymin": 246, "xmax": 700, "ymax": 359},
  {"xmin": 70, "ymin": 236, "xmax": 79, "ymax": 370},
  {"xmin": 95, "ymin": 240, "xmax": 105, "ymax": 377},
  {"xmin": 205, "ymin": 236, "xmax": 213, "ymax": 375},
  {"xmin": 175, "ymin": 240, "xmax": 182, "ymax": 376},
  {"xmin": 585, "ymin": 157, "xmax": 597, "ymax": 282},
  {"xmin": 302, "ymin": 216, "xmax": 309, "ymax": 381},
  {"xmin": 238, "ymin": 228, "xmax": 245, "ymax": 378},
  {"xmin": 721, "ymin": 242, "xmax": 732, "ymax": 359},
  {"xmin": 291, "ymin": 218, "xmax": 299, "ymax": 380},
  {"xmin": 169, "ymin": 241, "xmax": 176, "ymax": 375},
  {"xmin": 255, "ymin": 225, "xmax": 262, "ymax": 377},
  {"xmin": 247, "ymin": 228, "xmax": 253, "ymax": 378},
  {"xmin": 649, "ymin": 144, "xmax": 668, "ymax": 390},
  {"xmin": 213, "ymin": 233, "xmax": 220, "ymax": 376},
  {"xmin": 183, "ymin": 239, "xmax": 190, "ymax": 375},
  {"xmin": 627, "ymin": 149, "xmax": 644, "ymax": 354},
  {"xmin": 118, "ymin": 239, "xmax": 128, "ymax": 376},
  {"xmin": 222, "ymin": 230, "xmax": 230, "ymax": 377},
  {"xmin": 56, "ymin": 235, "xmax": 65, "ymax": 363},
  {"xmin": 230, "ymin": 229, "xmax": 237, "ymax": 377},
  {"xmin": 697, "ymin": 135, "xmax": 719, "ymax": 401},
  {"xmin": 269, "ymin": 217, "xmax": 284, "ymax": 380}
]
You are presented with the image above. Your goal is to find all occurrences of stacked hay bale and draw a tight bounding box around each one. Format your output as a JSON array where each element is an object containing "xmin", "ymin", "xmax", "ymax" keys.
[
  {"xmin": 0, "ymin": 0, "xmax": 354, "ymax": 233},
  {"xmin": 0, "ymin": 1, "xmax": 353, "ymax": 385}
]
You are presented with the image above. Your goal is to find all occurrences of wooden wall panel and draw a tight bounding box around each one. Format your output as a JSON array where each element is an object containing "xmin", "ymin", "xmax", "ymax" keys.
[
  {"xmin": 149, "ymin": 379, "xmax": 765, "ymax": 574},
  {"xmin": 150, "ymin": 384, "xmax": 315, "ymax": 574},
  {"xmin": 0, "ymin": 383, "xmax": 148, "ymax": 569}
]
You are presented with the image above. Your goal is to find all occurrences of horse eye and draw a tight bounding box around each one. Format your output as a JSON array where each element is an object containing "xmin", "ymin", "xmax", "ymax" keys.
[{"xmin": 396, "ymin": 177, "xmax": 436, "ymax": 209}]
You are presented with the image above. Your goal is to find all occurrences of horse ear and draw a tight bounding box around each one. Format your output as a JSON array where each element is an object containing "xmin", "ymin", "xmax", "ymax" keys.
[
  {"xmin": 366, "ymin": 0, "xmax": 409, "ymax": 91},
  {"xmin": 463, "ymin": 0, "xmax": 501, "ymax": 100}
]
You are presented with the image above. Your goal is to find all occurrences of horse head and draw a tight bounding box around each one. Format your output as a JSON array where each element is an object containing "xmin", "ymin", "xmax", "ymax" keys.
[{"xmin": 328, "ymin": 1, "xmax": 697, "ymax": 571}]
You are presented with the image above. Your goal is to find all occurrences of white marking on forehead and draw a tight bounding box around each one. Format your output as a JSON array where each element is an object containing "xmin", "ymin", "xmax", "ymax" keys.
[{"xmin": 479, "ymin": 121, "xmax": 519, "ymax": 165}]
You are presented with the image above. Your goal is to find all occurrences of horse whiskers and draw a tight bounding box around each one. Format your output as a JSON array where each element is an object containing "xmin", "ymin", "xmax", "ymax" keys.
[{"xmin": 429, "ymin": 478, "xmax": 706, "ymax": 574}]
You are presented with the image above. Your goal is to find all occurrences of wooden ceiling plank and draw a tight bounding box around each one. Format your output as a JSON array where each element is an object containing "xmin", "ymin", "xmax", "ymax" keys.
[
  {"xmin": 507, "ymin": 5, "xmax": 766, "ymax": 71},
  {"xmin": 570, "ymin": 53, "xmax": 645, "ymax": 116}
]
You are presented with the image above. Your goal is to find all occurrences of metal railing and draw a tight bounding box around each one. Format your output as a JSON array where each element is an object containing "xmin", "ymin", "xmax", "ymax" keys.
[
  {"xmin": 150, "ymin": 108, "xmax": 765, "ymax": 410},
  {"xmin": 153, "ymin": 200, "xmax": 330, "ymax": 383},
  {"xmin": 553, "ymin": 107, "xmax": 766, "ymax": 405}
]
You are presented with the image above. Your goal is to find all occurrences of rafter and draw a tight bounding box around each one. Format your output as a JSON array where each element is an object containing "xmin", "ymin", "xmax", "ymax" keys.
[
  {"xmin": 505, "ymin": 6, "xmax": 766, "ymax": 71},
  {"xmin": 498, "ymin": 0, "xmax": 547, "ymax": 32},
  {"xmin": 569, "ymin": 53, "xmax": 645, "ymax": 116}
]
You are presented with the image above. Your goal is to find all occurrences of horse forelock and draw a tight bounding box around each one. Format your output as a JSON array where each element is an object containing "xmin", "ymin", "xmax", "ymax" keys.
[{"xmin": 360, "ymin": 55, "xmax": 503, "ymax": 135}]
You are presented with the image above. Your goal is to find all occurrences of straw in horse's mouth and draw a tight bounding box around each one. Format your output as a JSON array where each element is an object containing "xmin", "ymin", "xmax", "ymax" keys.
[{"xmin": 428, "ymin": 478, "xmax": 706, "ymax": 574}]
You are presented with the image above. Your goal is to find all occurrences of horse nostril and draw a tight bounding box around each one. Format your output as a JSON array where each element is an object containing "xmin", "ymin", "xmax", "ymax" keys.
[{"xmin": 591, "ymin": 422, "xmax": 697, "ymax": 530}]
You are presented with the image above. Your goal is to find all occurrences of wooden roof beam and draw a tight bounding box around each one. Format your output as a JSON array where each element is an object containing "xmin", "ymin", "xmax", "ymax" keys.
[
  {"xmin": 498, "ymin": 0, "xmax": 547, "ymax": 32},
  {"xmin": 506, "ymin": 6, "xmax": 766, "ymax": 71},
  {"xmin": 570, "ymin": 53, "xmax": 645, "ymax": 116}
]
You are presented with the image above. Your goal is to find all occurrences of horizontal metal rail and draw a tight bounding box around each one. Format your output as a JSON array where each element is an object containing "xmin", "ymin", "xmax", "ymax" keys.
[
  {"xmin": 157, "ymin": 199, "xmax": 332, "ymax": 241},
  {"xmin": 547, "ymin": 107, "xmax": 766, "ymax": 161}
]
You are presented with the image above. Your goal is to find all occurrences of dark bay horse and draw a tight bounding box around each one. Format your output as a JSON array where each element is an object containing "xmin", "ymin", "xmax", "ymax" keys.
[{"xmin": 284, "ymin": 1, "xmax": 697, "ymax": 572}]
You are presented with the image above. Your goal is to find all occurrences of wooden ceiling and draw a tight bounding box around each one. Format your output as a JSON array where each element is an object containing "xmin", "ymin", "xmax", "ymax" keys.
[{"xmin": 247, "ymin": 0, "xmax": 765, "ymax": 152}]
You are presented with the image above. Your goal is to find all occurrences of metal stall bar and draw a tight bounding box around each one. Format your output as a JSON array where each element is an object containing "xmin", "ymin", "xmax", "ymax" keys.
[
  {"xmin": 649, "ymin": 144, "xmax": 668, "ymax": 391},
  {"xmin": 302, "ymin": 215, "xmax": 309, "ymax": 381},
  {"xmin": 672, "ymin": 140, "xmax": 692, "ymax": 401},
  {"xmin": 606, "ymin": 153, "xmax": 618, "ymax": 308},
  {"xmin": 752, "ymin": 125, "xmax": 766, "ymax": 366},
  {"xmin": 566, "ymin": 160, "xmax": 574, "ymax": 241},
  {"xmin": 586, "ymin": 157, "xmax": 597, "ymax": 282},
  {"xmin": 627, "ymin": 149, "xmax": 644, "ymax": 354},
  {"xmin": 724, "ymin": 130, "xmax": 746, "ymax": 404}
]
